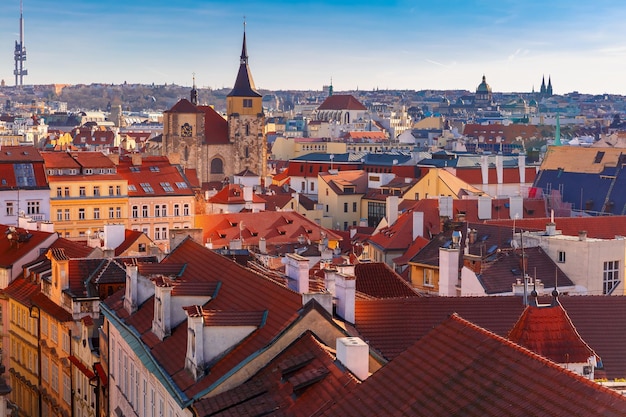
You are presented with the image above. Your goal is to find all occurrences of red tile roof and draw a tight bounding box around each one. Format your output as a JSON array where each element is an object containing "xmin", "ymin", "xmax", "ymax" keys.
[
  {"xmin": 41, "ymin": 151, "xmax": 82, "ymax": 169},
  {"xmin": 198, "ymin": 105, "xmax": 229, "ymax": 145},
  {"xmin": 116, "ymin": 155, "xmax": 195, "ymax": 197},
  {"xmin": 317, "ymin": 313, "xmax": 626, "ymax": 417},
  {"xmin": 354, "ymin": 263, "xmax": 420, "ymax": 298},
  {"xmin": 196, "ymin": 211, "xmax": 342, "ymax": 249},
  {"xmin": 2, "ymin": 276, "xmax": 40, "ymax": 308},
  {"xmin": 103, "ymin": 237, "xmax": 305, "ymax": 398},
  {"xmin": 354, "ymin": 295, "xmax": 626, "ymax": 379},
  {"xmin": 208, "ymin": 183, "xmax": 266, "ymax": 204},
  {"xmin": 114, "ymin": 230, "xmax": 146, "ymax": 256},
  {"xmin": 0, "ymin": 226, "xmax": 56, "ymax": 269},
  {"xmin": 193, "ymin": 330, "xmax": 359, "ymax": 417},
  {"xmin": 317, "ymin": 95, "xmax": 367, "ymax": 111},
  {"xmin": 508, "ymin": 297, "xmax": 599, "ymax": 364},
  {"xmin": 487, "ymin": 216, "xmax": 626, "ymax": 239},
  {"xmin": 165, "ymin": 99, "xmax": 202, "ymax": 114},
  {"xmin": 368, "ymin": 209, "xmax": 425, "ymax": 251},
  {"xmin": 0, "ymin": 146, "xmax": 44, "ymax": 162}
]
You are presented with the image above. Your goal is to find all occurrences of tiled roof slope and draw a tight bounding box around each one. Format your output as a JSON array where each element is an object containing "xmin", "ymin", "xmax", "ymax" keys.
[
  {"xmin": 539, "ymin": 146, "xmax": 624, "ymax": 173},
  {"xmin": 164, "ymin": 98, "xmax": 202, "ymax": 114},
  {"xmin": 354, "ymin": 263, "xmax": 420, "ymax": 299},
  {"xmin": 316, "ymin": 314, "xmax": 626, "ymax": 417},
  {"xmin": 487, "ymin": 216, "xmax": 626, "ymax": 239},
  {"xmin": 103, "ymin": 237, "xmax": 304, "ymax": 399},
  {"xmin": 508, "ymin": 296, "xmax": 599, "ymax": 364},
  {"xmin": 477, "ymin": 246, "xmax": 573, "ymax": 294},
  {"xmin": 354, "ymin": 295, "xmax": 626, "ymax": 379},
  {"xmin": 197, "ymin": 105, "xmax": 229, "ymax": 145},
  {"xmin": 116, "ymin": 155, "xmax": 195, "ymax": 197},
  {"xmin": 0, "ymin": 226, "xmax": 56, "ymax": 269},
  {"xmin": 196, "ymin": 211, "xmax": 342, "ymax": 249},
  {"xmin": 316, "ymin": 95, "xmax": 366, "ymax": 111},
  {"xmin": 193, "ymin": 330, "xmax": 358, "ymax": 417},
  {"xmin": 368, "ymin": 209, "xmax": 428, "ymax": 251}
]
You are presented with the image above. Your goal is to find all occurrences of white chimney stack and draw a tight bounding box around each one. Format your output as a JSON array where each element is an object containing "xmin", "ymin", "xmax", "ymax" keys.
[
  {"xmin": 477, "ymin": 196, "xmax": 492, "ymax": 220},
  {"xmin": 509, "ymin": 196, "xmax": 523, "ymax": 220},
  {"xmin": 335, "ymin": 272, "xmax": 356, "ymax": 323},
  {"xmin": 285, "ymin": 253, "xmax": 310, "ymax": 294},
  {"xmin": 480, "ymin": 154, "xmax": 489, "ymax": 185},
  {"xmin": 386, "ymin": 195, "xmax": 399, "ymax": 226},
  {"xmin": 104, "ymin": 223, "xmax": 126, "ymax": 250},
  {"xmin": 438, "ymin": 246, "xmax": 460, "ymax": 296},
  {"xmin": 336, "ymin": 337, "xmax": 369, "ymax": 380},
  {"xmin": 518, "ymin": 152, "xmax": 526, "ymax": 184},
  {"xmin": 413, "ymin": 211, "xmax": 424, "ymax": 240}
]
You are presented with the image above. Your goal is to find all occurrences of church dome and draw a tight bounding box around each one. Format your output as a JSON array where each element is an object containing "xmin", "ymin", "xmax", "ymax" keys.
[{"xmin": 476, "ymin": 75, "xmax": 492, "ymax": 94}]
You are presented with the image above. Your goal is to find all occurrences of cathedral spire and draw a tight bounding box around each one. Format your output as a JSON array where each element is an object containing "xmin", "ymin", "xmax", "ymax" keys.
[{"xmin": 228, "ymin": 19, "xmax": 261, "ymax": 98}]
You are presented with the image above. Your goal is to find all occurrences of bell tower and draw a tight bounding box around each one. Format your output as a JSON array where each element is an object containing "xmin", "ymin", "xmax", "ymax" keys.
[{"xmin": 226, "ymin": 22, "xmax": 266, "ymax": 178}]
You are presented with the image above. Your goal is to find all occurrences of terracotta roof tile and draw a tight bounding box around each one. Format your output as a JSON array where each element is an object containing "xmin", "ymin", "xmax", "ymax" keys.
[
  {"xmin": 354, "ymin": 263, "xmax": 420, "ymax": 299},
  {"xmin": 354, "ymin": 295, "xmax": 626, "ymax": 379},
  {"xmin": 508, "ymin": 298, "xmax": 599, "ymax": 364},
  {"xmin": 317, "ymin": 95, "xmax": 367, "ymax": 111},
  {"xmin": 197, "ymin": 105, "xmax": 229, "ymax": 145},
  {"xmin": 317, "ymin": 313, "xmax": 626, "ymax": 417}
]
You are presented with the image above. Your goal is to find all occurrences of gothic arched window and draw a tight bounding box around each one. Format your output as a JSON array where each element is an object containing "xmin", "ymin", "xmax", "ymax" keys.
[{"xmin": 210, "ymin": 158, "xmax": 223, "ymax": 174}]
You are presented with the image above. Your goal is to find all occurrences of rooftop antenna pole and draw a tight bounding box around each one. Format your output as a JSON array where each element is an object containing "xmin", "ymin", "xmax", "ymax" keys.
[{"xmin": 14, "ymin": 0, "xmax": 27, "ymax": 87}]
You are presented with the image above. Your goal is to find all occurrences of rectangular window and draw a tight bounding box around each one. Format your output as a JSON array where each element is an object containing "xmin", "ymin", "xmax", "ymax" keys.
[
  {"xmin": 42, "ymin": 355, "xmax": 48, "ymax": 382},
  {"xmin": 161, "ymin": 227, "xmax": 167, "ymax": 240},
  {"xmin": 56, "ymin": 209, "xmax": 62, "ymax": 221},
  {"xmin": 27, "ymin": 201, "xmax": 40, "ymax": 214},
  {"xmin": 109, "ymin": 186, "xmax": 114, "ymax": 196},
  {"xmin": 93, "ymin": 186, "xmax": 100, "ymax": 196},
  {"xmin": 603, "ymin": 260, "xmax": 620, "ymax": 295},
  {"xmin": 130, "ymin": 362, "xmax": 135, "ymax": 407},
  {"xmin": 183, "ymin": 204, "xmax": 189, "ymax": 216},
  {"xmin": 243, "ymin": 98, "xmax": 252, "ymax": 108},
  {"xmin": 174, "ymin": 204, "xmax": 180, "ymax": 216},
  {"xmin": 41, "ymin": 315, "xmax": 48, "ymax": 335},
  {"xmin": 353, "ymin": 202, "xmax": 357, "ymax": 212},
  {"xmin": 344, "ymin": 202, "xmax": 348, "ymax": 213},
  {"xmin": 155, "ymin": 206, "xmax": 161, "ymax": 217},
  {"xmin": 51, "ymin": 323, "xmax": 58, "ymax": 343},
  {"xmin": 93, "ymin": 208, "xmax": 100, "ymax": 219},
  {"xmin": 109, "ymin": 207, "xmax": 114, "ymax": 218},
  {"xmin": 558, "ymin": 251, "xmax": 566, "ymax": 263},
  {"xmin": 51, "ymin": 364, "xmax": 59, "ymax": 392},
  {"xmin": 63, "ymin": 374, "xmax": 71, "ymax": 403},
  {"xmin": 110, "ymin": 339, "xmax": 115, "ymax": 378},
  {"xmin": 56, "ymin": 187, "xmax": 62, "ymax": 197},
  {"xmin": 142, "ymin": 205, "xmax": 149, "ymax": 217},
  {"xmin": 64, "ymin": 187, "xmax": 70, "ymax": 197},
  {"xmin": 116, "ymin": 207, "xmax": 122, "ymax": 218},
  {"xmin": 62, "ymin": 332, "xmax": 70, "ymax": 352},
  {"xmin": 155, "ymin": 228, "xmax": 161, "ymax": 240},
  {"xmin": 116, "ymin": 185, "xmax": 122, "ymax": 195},
  {"xmin": 132, "ymin": 206, "xmax": 138, "ymax": 218},
  {"xmin": 79, "ymin": 186, "xmax": 86, "ymax": 197},
  {"xmin": 78, "ymin": 208, "xmax": 85, "ymax": 220},
  {"xmin": 161, "ymin": 205, "xmax": 167, "ymax": 217},
  {"xmin": 310, "ymin": 182, "xmax": 314, "ymax": 191},
  {"xmin": 64, "ymin": 209, "xmax": 70, "ymax": 220},
  {"xmin": 6, "ymin": 202, "xmax": 14, "ymax": 216},
  {"xmin": 424, "ymin": 269, "xmax": 434, "ymax": 287}
]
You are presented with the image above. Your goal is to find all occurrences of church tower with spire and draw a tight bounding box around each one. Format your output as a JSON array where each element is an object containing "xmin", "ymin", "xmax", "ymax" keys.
[{"xmin": 226, "ymin": 23, "xmax": 267, "ymax": 178}]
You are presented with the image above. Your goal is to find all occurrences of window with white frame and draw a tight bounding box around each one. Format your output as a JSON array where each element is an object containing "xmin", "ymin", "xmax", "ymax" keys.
[
  {"xmin": 132, "ymin": 206, "xmax": 138, "ymax": 218},
  {"xmin": 142, "ymin": 205, "xmax": 149, "ymax": 218},
  {"xmin": 51, "ymin": 364, "xmax": 59, "ymax": 392},
  {"xmin": 174, "ymin": 204, "xmax": 180, "ymax": 216},
  {"xmin": 558, "ymin": 251, "xmax": 566, "ymax": 263},
  {"xmin": 50, "ymin": 323, "xmax": 58, "ymax": 343},
  {"xmin": 62, "ymin": 332, "xmax": 70, "ymax": 352},
  {"xmin": 42, "ymin": 355, "xmax": 49, "ymax": 382},
  {"xmin": 63, "ymin": 374, "xmax": 71, "ymax": 403},
  {"xmin": 603, "ymin": 260, "xmax": 620, "ymax": 294},
  {"xmin": 183, "ymin": 204, "xmax": 189, "ymax": 216},
  {"xmin": 424, "ymin": 269, "xmax": 434, "ymax": 287}
]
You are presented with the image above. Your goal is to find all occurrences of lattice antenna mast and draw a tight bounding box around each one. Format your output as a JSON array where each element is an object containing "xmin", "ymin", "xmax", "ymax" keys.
[{"xmin": 14, "ymin": 0, "xmax": 28, "ymax": 87}]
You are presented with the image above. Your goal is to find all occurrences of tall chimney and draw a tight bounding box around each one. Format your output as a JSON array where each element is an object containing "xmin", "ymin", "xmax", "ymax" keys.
[
  {"xmin": 480, "ymin": 154, "xmax": 489, "ymax": 185},
  {"xmin": 477, "ymin": 196, "xmax": 492, "ymax": 220},
  {"xmin": 184, "ymin": 306, "xmax": 205, "ymax": 381},
  {"xmin": 438, "ymin": 246, "xmax": 460, "ymax": 296},
  {"xmin": 509, "ymin": 196, "xmax": 523, "ymax": 219},
  {"xmin": 152, "ymin": 277, "xmax": 174, "ymax": 340},
  {"xmin": 336, "ymin": 337, "xmax": 369, "ymax": 381},
  {"xmin": 386, "ymin": 195, "xmax": 399, "ymax": 226},
  {"xmin": 124, "ymin": 265, "xmax": 139, "ymax": 314},
  {"xmin": 496, "ymin": 153, "xmax": 503, "ymax": 184},
  {"xmin": 412, "ymin": 211, "xmax": 424, "ymax": 240},
  {"xmin": 335, "ymin": 272, "xmax": 356, "ymax": 323},
  {"xmin": 285, "ymin": 253, "xmax": 310, "ymax": 294},
  {"xmin": 518, "ymin": 152, "xmax": 526, "ymax": 184}
]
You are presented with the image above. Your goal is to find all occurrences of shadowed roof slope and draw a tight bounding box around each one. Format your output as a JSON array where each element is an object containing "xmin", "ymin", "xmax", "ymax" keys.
[{"xmin": 316, "ymin": 314, "xmax": 626, "ymax": 417}]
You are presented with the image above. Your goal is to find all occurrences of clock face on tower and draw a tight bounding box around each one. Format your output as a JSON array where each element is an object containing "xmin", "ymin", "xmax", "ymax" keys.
[{"xmin": 181, "ymin": 123, "xmax": 193, "ymax": 137}]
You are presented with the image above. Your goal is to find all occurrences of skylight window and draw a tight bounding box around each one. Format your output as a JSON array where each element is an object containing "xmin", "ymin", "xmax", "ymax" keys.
[
  {"xmin": 140, "ymin": 183, "xmax": 154, "ymax": 193},
  {"xmin": 175, "ymin": 182, "xmax": 188, "ymax": 189},
  {"xmin": 149, "ymin": 166, "xmax": 160, "ymax": 172},
  {"xmin": 130, "ymin": 166, "xmax": 140, "ymax": 172},
  {"xmin": 128, "ymin": 184, "xmax": 137, "ymax": 192},
  {"xmin": 161, "ymin": 182, "xmax": 174, "ymax": 192}
]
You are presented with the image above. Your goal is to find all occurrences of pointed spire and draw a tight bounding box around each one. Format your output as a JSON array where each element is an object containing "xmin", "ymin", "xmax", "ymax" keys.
[
  {"xmin": 190, "ymin": 72, "xmax": 198, "ymax": 105},
  {"xmin": 228, "ymin": 19, "xmax": 261, "ymax": 98},
  {"xmin": 329, "ymin": 77, "xmax": 333, "ymax": 97},
  {"xmin": 240, "ymin": 18, "xmax": 248, "ymax": 65}
]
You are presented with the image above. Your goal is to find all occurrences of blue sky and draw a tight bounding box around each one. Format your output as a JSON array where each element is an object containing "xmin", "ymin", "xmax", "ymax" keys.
[{"xmin": 1, "ymin": 0, "xmax": 626, "ymax": 94}]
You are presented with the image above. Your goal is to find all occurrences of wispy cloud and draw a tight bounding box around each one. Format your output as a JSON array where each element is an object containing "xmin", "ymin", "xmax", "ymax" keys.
[{"xmin": 425, "ymin": 59, "xmax": 456, "ymax": 69}]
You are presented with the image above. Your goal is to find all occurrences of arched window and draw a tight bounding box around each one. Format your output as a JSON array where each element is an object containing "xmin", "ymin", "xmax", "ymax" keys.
[{"xmin": 210, "ymin": 158, "xmax": 223, "ymax": 174}]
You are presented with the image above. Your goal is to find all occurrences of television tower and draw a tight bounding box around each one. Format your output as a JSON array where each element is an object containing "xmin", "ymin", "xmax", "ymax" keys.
[{"xmin": 14, "ymin": 0, "xmax": 28, "ymax": 87}]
